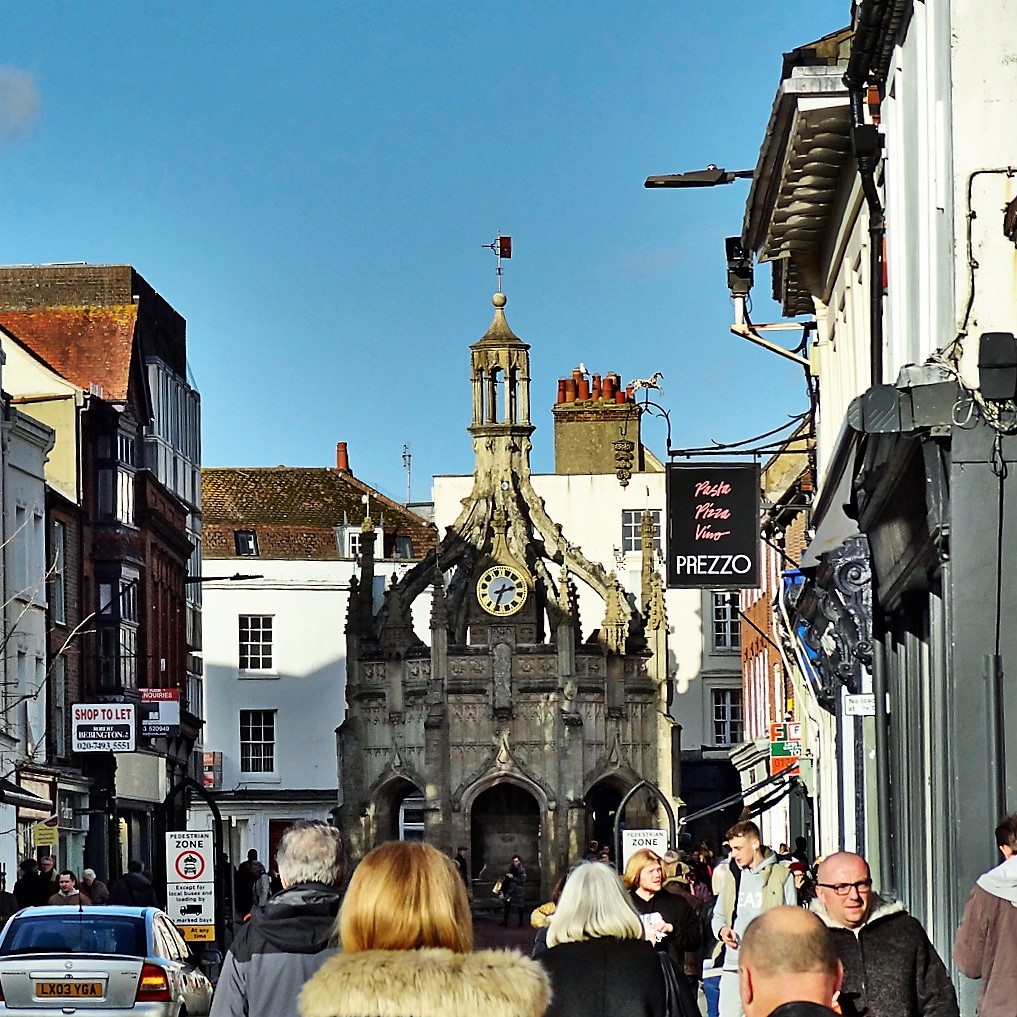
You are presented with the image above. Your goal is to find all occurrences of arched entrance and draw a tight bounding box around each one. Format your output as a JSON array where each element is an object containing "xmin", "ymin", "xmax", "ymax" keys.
[
  {"xmin": 470, "ymin": 783, "xmax": 540, "ymax": 901},
  {"xmin": 374, "ymin": 777, "xmax": 423, "ymax": 844},
  {"xmin": 585, "ymin": 782, "xmax": 623, "ymax": 860}
]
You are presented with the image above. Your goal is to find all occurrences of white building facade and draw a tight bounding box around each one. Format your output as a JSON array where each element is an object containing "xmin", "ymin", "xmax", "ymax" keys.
[{"xmin": 192, "ymin": 460, "xmax": 432, "ymax": 873}]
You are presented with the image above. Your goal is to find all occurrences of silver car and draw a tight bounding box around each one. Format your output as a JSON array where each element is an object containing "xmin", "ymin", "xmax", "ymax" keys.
[{"xmin": 0, "ymin": 906, "xmax": 213, "ymax": 1015}]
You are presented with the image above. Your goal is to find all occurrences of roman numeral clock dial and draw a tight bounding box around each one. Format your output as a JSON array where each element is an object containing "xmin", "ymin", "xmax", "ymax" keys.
[{"xmin": 476, "ymin": 565, "xmax": 528, "ymax": 617}]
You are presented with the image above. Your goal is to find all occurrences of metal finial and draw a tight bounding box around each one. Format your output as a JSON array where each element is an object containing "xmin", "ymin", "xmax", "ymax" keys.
[{"xmin": 482, "ymin": 233, "xmax": 512, "ymax": 292}]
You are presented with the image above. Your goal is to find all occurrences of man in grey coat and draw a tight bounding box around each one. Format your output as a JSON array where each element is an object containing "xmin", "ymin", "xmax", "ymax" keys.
[
  {"xmin": 211, "ymin": 822, "xmax": 345, "ymax": 1017},
  {"xmin": 813, "ymin": 852, "xmax": 958, "ymax": 1017}
]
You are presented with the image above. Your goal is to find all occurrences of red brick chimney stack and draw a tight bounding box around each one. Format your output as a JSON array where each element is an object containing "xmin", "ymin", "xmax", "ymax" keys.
[{"xmin": 336, "ymin": 442, "xmax": 351, "ymax": 473}]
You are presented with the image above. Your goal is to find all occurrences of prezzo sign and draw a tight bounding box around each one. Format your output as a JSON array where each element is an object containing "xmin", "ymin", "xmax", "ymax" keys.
[
  {"xmin": 72, "ymin": 704, "xmax": 136, "ymax": 752},
  {"xmin": 666, "ymin": 463, "xmax": 760, "ymax": 588}
]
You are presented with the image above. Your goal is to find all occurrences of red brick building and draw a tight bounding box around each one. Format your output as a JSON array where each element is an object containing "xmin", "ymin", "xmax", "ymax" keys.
[{"xmin": 0, "ymin": 265, "xmax": 202, "ymax": 881}]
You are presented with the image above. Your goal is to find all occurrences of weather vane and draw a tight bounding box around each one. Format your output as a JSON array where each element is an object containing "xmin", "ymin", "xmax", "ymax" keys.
[{"xmin": 482, "ymin": 233, "xmax": 512, "ymax": 292}]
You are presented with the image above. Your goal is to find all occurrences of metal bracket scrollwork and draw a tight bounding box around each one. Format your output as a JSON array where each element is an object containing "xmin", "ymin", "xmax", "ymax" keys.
[{"xmin": 801, "ymin": 534, "xmax": 874, "ymax": 710}]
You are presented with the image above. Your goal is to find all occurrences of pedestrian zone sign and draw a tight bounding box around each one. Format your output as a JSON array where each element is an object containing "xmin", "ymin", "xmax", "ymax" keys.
[
  {"xmin": 769, "ymin": 722, "xmax": 802, "ymax": 776},
  {"xmin": 621, "ymin": 829, "xmax": 669, "ymax": 869},
  {"xmin": 165, "ymin": 831, "xmax": 215, "ymax": 942}
]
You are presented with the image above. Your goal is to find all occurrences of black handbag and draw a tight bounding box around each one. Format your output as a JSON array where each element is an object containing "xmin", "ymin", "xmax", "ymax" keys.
[{"xmin": 658, "ymin": 951, "xmax": 700, "ymax": 1017}]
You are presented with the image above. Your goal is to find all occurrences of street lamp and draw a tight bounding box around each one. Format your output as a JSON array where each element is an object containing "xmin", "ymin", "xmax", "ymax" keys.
[
  {"xmin": 644, "ymin": 162, "xmax": 812, "ymax": 369},
  {"xmin": 644, "ymin": 165, "xmax": 754, "ymax": 188}
]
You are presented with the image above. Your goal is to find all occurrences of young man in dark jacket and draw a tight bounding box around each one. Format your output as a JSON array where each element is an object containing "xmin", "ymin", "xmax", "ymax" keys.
[
  {"xmin": 738, "ymin": 906, "xmax": 841, "ymax": 1017},
  {"xmin": 211, "ymin": 821, "xmax": 345, "ymax": 1017},
  {"xmin": 109, "ymin": 860, "xmax": 159, "ymax": 907},
  {"xmin": 813, "ymin": 852, "xmax": 958, "ymax": 1017}
]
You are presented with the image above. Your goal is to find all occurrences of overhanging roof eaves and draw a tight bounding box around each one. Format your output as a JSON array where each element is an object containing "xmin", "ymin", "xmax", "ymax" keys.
[
  {"xmin": 742, "ymin": 43, "xmax": 853, "ymax": 317},
  {"xmin": 0, "ymin": 777, "xmax": 52, "ymax": 810}
]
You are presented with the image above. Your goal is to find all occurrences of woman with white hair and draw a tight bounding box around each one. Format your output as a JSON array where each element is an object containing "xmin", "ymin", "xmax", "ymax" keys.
[{"xmin": 538, "ymin": 861, "xmax": 668, "ymax": 1017}]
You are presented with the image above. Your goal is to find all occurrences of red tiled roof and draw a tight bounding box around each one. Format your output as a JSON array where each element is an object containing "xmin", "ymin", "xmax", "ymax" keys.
[
  {"xmin": 202, "ymin": 467, "xmax": 436, "ymax": 561},
  {"xmin": 0, "ymin": 306, "xmax": 138, "ymax": 401}
]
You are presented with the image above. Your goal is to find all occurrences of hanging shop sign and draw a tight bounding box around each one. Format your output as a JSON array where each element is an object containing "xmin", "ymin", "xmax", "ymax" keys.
[
  {"xmin": 33, "ymin": 816, "xmax": 59, "ymax": 848},
  {"xmin": 72, "ymin": 704, "xmax": 136, "ymax": 752},
  {"xmin": 140, "ymin": 689, "xmax": 181, "ymax": 738},
  {"xmin": 769, "ymin": 721, "xmax": 802, "ymax": 776},
  {"xmin": 666, "ymin": 463, "xmax": 760, "ymax": 588}
]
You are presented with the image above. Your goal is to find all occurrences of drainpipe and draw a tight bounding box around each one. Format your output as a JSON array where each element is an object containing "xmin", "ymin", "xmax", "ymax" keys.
[
  {"xmin": 843, "ymin": 1, "xmax": 890, "ymax": 875},
  {"xmin": 871, "ymin": 628, "xmax": 894, "ymax": 895}
]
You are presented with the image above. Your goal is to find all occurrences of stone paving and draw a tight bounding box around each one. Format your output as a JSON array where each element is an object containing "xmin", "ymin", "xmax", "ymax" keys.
[{"xmin": 472, "ymin": 912, "xmax": 538, "ymax": 953}]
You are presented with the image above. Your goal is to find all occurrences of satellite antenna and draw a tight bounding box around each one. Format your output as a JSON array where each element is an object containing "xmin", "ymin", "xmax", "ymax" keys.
[{"xmin": 482, "ymin": 233, "xmax": 512, "ymax": 292}]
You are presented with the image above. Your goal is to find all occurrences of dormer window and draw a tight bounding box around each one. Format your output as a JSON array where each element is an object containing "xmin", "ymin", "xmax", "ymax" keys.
[
  {"xmin": 336, "ymin": 525, "xmax": 383, "ymax": 559},
  {"xmin": 235, "ymin": 530, "xmax": 259, "ymax": 556}
]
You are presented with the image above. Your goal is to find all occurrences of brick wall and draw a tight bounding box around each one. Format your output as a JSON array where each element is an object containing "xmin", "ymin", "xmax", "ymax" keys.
[
  {"xmin": 0, "ymin": 264, "xmax": 188, "ymax": 374},
  {"xmin": 0, "ymin": 264, "xmax": 135, "ymax": 309}
]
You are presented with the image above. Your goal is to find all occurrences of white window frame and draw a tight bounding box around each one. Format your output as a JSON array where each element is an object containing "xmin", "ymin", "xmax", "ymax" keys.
[
  {"xmin": 52, "ymin": 521, "xmax": 67, "ymax": 625},
  {"xmin": 239, "ymin": 615, "xmax": 274, "ymax": 674},
  {"xmin": 711, "ymin": 686, "xmax": 743, "ymax": 747},
  {"xmin": 711, "ymin": 591, "xmax": 741, "ymax": 652},
  {"xmin": 234, "ymin": 530, "xmax": 259, "ymax": 556},
  {"xmin": 621, "ymin": 509, "xmax": 662, "ymax": 555},
  {"xmin": 240, "ymin": 709, "xmax": 276, "ymax": 774},
  {"xmin": 399, "ymin": 795, "xmax": 425, "ymax": 842}
]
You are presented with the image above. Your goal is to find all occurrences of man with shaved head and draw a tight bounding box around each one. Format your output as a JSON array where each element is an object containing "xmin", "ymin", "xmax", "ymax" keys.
[
  {"xmin": 738, "ymin": 906, "xmax": 842, "ymax": 1017},
  {"xmin": 812, "ymin": 852, "xmax": 958, "ymax": 1017}
]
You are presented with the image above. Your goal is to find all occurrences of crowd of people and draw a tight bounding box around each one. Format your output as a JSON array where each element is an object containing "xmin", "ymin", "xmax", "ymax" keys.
[
  {"xmin": 7, "ymin": 857, "xmax": 157, "ymax": 912},
  {"xmin": 2, "ymin": 808, "xmax": 1010, "ymax": 1017},
  {"xmin": 211, "ymin": 811, "xmax": 1017, "ymax": 1017}
]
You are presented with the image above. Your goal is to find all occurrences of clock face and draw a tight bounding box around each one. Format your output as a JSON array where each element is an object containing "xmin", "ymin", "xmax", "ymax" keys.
[{"xmin": 476, "ymin": 565, "xmax": 528, "ymax": 617}]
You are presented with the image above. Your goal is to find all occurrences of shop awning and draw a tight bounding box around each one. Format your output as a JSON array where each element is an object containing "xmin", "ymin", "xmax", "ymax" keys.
[
  {"xmin": 679, "ymin": 768, "xmax": 799, "ymax": 826},
  {"xmin": 0, "ymin": 777, "xmax": 52, "ymax": 810}
]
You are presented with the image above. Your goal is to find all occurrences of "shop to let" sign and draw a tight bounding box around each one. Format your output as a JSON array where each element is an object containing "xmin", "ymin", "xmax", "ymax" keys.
[{"xmin": 72, "ymin": 703, "xmax": 136, "ymax": 752}]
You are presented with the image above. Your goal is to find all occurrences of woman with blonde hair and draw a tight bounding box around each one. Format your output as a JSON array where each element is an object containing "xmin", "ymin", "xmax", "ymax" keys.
[
  {"xmin": 299, "ymin": 842, "xmax": 549, "ymax": 1017},
  {"xmin": 538, "ymin": 860, "xmax": 667, "ymax": 1017}
]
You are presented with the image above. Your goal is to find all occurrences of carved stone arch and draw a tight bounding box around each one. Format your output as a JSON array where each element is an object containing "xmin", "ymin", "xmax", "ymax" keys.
[
  {"xmin": 453, "ymin": 730, "xmax": 556, "ymax": 812},
  {"xmin": 584, "ymin": 731, "xmax": 641, "ymax": 796},
  {"xmin": 460, "ymin": 769, "xmax": 551, "ymax": 817},
  {"xmin": 369, "ymin": 767, "xmax": 424, "ymax": 845},
  {"xmin": 467, "ymin": 777, "xmax": 545, "ymax": 904},
  {"xmin": 582, "ymin": 766, "xmax": 640, "ymax": 801}
]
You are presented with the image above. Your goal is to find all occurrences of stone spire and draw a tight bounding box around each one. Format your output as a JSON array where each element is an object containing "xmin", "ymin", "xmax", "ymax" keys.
[{"xmin": 469, "ymin": 292, "xmax": 533, "ymax": 435}]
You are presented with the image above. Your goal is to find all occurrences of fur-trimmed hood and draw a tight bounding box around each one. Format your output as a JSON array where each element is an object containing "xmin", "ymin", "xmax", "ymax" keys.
[
  {"xmin": 811, "ymin": 893, "xmax": 905, "ymax": 929},
  {"xmin": 298, "ymin": 947, "xmax": 551, "ymax": 1017}
]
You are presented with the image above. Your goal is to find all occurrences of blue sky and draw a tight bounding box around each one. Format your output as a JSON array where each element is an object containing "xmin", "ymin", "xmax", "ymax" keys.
[{"xmin": 2, "ymin": 1, "xmax": 847, "ymax": 502}]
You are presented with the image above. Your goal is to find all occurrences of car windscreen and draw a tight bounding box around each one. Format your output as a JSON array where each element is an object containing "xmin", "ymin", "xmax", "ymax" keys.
[{"xmin": 0, "ymin": 915, "xmax": 147, "ymax": 956}]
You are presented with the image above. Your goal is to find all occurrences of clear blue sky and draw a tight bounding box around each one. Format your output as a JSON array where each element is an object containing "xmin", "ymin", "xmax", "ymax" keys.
[{"xmin": 2, "ymin": 1, "xmax": 847, "ymax": 503}]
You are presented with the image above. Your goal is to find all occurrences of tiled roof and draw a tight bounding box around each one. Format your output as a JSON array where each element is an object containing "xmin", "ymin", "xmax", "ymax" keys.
[
  {"xmin": 0, "ymin": 306, "xmax": 138, "ymax": 400},
  {"xmin": 202, "ymin": 467, "xmax": 436, "ymax": 561}
]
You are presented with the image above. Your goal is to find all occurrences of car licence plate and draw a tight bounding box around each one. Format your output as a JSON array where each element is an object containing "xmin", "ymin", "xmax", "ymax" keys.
[{"xmin": 35, "ymin": 980, "xmax": 104, "ymax": 998}]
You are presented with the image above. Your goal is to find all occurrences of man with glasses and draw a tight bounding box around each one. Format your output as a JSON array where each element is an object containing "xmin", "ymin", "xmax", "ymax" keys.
[{"xmin": 812, "ymin": 852, "xmax": 958, "ymax": 1017}]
